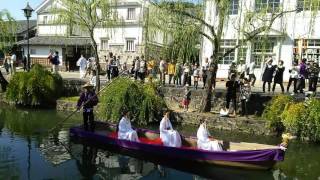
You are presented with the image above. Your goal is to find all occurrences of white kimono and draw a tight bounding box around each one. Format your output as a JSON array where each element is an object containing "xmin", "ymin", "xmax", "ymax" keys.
[
  {"xmin": 159, "ymin": 117, "xmax": 182, "ymax": 147},
  {"xmin": 118, "ymin": 117, "xmax": 139, "ymax": 142},
  {"xmin": 197, "ymin": 123, "xmax": 223, "ymax": 151},
  {"xmin": 77, "ymin": 57, "xmax": 87, "ymax": 78}
]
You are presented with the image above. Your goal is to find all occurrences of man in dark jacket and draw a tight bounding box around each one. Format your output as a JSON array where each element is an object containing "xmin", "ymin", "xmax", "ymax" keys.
[
  {"xmin": 226, "ymin": 73, "xmax": 240, "ymax": 116},
  {"xmin": 308, "ymin": 61, "xmax": 320, "ymax": 92},
  {"xmin": 77, "ymin": 83, "xmax": 99, "ymax": 131}
]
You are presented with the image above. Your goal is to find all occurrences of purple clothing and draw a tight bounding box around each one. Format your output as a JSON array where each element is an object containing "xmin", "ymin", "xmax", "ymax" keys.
[
  {"xmin": 299, "ymin": 63, "xmax": 307, "ymax": 78},
  {"xmin": 77, "ymin": 91, "xmax": 98, "ymax": 111}
]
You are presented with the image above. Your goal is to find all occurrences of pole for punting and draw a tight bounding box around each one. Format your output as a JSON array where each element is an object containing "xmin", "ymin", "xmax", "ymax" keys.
[{"xmin": 48, "ymin": 71, "xmax": 128, "ymax": 133}]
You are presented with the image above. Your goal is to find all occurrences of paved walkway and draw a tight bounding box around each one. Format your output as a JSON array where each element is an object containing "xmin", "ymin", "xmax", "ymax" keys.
[{"xmin": 1, "ymin": 67, "xmax": 317, "ymax": 95}]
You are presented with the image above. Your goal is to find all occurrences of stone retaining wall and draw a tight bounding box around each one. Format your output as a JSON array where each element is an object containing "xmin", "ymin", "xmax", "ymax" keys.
[
  {"xmin": 56, "ymin": 99, "xmax": 269, "ymax": 135},
  {"xmin": 172, "ymin": 112, "xmax": 269, "ymax": 135},
  {"xmin": 160, "ymin": 87, "xmax": 272, "ymax": 116},
  {"xmin": 62, "ymin": 79, "xmax": 86, "ymax": 97}
]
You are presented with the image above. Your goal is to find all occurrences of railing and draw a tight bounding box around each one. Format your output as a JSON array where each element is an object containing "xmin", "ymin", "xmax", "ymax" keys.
[{"xmin": 31, "ymin": 58, "xmax": 52, "ymax": 67}]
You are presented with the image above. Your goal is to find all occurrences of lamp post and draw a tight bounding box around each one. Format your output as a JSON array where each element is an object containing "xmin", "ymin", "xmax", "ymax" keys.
[{"xmin": 22, "ymin": 3, "xmax": 34, "ymax": 72}]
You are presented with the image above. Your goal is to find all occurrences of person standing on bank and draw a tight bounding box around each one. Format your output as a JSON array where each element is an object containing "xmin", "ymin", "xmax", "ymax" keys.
[
  {"xmin": 202, "ymin": 58, "xmax": 210, "ymax": 89},
  {"xmin": 287, "ymin": 61, "xmax": 299, "ymax": 94},
  {"xmin": 134, "ymin": 56, "xmax": 140, "ymax": 80},
  {"xmin": 10, "ymin": 52, "xmax": 17, "ymax": 75},
  {"xmin": 272, "ymin": 60, "xmax": 285, "ymax": 93},
  {"xmin": 262, "ymin": 58, "xmax": 275, "ymax": 93},
  {"xmin": 22, "ymin": 55, "xmax": 27, "ymax": 71},
  {"xmin": 51, "ymin": 51, "xmax": 60, "ymax": 73},
  {"xmin": 77, "ymin": 83, "xmax": 99, "ymax": 132},
  {"xmin": 77, "ymin": 54, "xmax": 87, "ymax": 79},
  {"xmin": 297, "ymin": 58, "xmax": 307, "ymax": 93},
  {"xmin": 139, "ymin": 56, "xmax": 146, "ymax": 82},
  {"xmin": 168, "ymin": 60, "xmax": 176, "ymax": 85},
  {"xmin": 307, "ymin": 61, "xmax": 319, "ymax": 92},
  {"xmin": 226, "ymin": 73, "xmax": 240, "ymax": 116},
  {"xmin": 248, "ymin": 61, "xmax": 256, "ymax": 86}
]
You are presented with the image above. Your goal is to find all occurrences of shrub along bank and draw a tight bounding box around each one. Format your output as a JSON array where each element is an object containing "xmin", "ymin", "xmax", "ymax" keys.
[
  {"xmin": 98, "ymin": 77, "xmax": 167, "ymax": 125},
  {"xmin": 6, "ymin": 64, "xmax": 63, "ymax": 106},
  {"xmin": 263, "ymin": 95, "xmax": 320, "ymax": 142}
]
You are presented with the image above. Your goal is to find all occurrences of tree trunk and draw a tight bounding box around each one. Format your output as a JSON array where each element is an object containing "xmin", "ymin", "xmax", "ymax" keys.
[
  {"xmin": 89, "ymin": 31, "xmax": 100, "ymax": 92},
  {"xmin": 200, "ymin": 51, "xmax": 219, "ymax": 113},
  {"xmin": 0, "ymin": 70, "xmax": 9, "ymax": 92}
]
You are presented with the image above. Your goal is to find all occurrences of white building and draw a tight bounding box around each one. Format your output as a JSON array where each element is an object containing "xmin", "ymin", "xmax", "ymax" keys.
[
  {"xmin": 18, "ymin": 0, "xmax": 157, "ymax": 71},
  {"xmin": 201, "ymin": 0, "xmax": 320, "ymax": 81}
]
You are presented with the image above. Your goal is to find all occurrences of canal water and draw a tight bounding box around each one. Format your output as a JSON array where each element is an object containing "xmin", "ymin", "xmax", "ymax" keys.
[{"xmin": 0, "ymin": 105, "xmax": 319, "ymax": 180}]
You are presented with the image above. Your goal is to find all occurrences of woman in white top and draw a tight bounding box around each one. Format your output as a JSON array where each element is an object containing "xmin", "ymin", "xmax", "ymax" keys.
[
  {"xmin": 159, "ymin": 111, "xmax": 182, "ymax": 147},
  {"xmin": 197, "ymin": 120, "xmax": 223, "ymax": 151},
  {"xmin": 118, "ymin": 110, "xmax": 139, "ymax": 142}
]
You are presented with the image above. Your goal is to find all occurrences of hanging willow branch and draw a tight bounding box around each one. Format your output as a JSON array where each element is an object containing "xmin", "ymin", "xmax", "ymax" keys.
[{"xmin": 0, "ymin": 10, "xmax": 17, "ymax": 53}]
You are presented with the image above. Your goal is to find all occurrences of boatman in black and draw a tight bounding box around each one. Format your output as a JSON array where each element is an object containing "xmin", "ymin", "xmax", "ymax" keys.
[{"xmin": 77, "ymin": 83, "xmax": 99, "ymax": 132}]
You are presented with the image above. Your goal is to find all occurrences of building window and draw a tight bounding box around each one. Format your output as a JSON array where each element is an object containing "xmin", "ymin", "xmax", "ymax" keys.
[
  {"xmin": 126, "ymin": 39, "xmax": 135, "ymax": 52},
  {"xmin": 255, "ymin": 0, "xmax": 280, "ymax": 12},
  {"xmin": 297, "ymin": 0, "xmax": 320, "ymax": 11},
  {"xmin": 127, "ymin": 8, "xmax": 136, "ymax": 20},
  {"xmin": 252, "ymin": 39, "xmax": 276, "ymax": 67},
  {"xmin": 293, "ymin": 39, "xmax": 320, "ymax": 62},
  {"xmin": 229, "ymin": 0, "xmax": 239, "ymax": 15},
  {"xmin": 30, "ymin": 49, "xmax": 36, "ymax": 54},
  {"xmin": 238, "ymin": 48, "xmax": 247, "ymax": 62},
  {"xmin": 100, "ymin": 39, "xmax": 108, "ymax": 50},
  {"xmin": 43, "ymin": 16, "xmax": 48, "ymax": 24},
  {"xmin": 219, "ymin": 40, "xmax": 237, "ymax": 64}
]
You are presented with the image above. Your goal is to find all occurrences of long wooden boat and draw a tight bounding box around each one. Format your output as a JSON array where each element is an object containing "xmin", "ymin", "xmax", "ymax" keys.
[{"xmin": 69, "ymin": 121, "xmax": 286, "ymax": 170}]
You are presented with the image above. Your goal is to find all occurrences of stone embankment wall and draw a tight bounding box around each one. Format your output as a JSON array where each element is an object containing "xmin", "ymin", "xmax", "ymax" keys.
[
  {"xmin": 62, "ymin": 79, "xmax": 86, "ymax": 97},
  {"xmin": 160, "ymin": 87, "xmax": 272, "ymax": 116},
  {"xmin": 56, "ymin": 83, "xmax": 274, "ymax": 135}
]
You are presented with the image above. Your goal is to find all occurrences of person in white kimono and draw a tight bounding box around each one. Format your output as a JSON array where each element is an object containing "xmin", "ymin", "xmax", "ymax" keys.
[
  {"xmin": 77, "ymin": 55, "xmax": 87, "ymax": 79},
  {"xmin": 118, "ymin": 110, "xmax": 139, "ymax": 142},
  {"xmin": 197, "ymin": 120, "xmax": 223, "ymax": 151},
  {"xmin": 159, "ymin": 111, "xmax": 182, "ymax": 147}
]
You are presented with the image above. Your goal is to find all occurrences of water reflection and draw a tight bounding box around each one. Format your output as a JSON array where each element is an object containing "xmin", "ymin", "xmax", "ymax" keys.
[
  {"xmin": 76, "ymin": 145, "xmax": 97, "ymax": 178},
  {"xmin": 0, "ymin": 105, "xmax": 320, "ymax": 179}
]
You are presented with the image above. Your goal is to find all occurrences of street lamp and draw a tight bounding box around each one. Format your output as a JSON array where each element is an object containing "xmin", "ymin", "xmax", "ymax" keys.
[{"xmin": 22, "ymin": 2, "xmax": 34, "ymax": 72}]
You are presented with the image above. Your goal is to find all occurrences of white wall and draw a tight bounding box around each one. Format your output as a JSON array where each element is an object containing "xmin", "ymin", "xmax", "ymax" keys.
[
  {"xmin": 22, "ymin": 45, "xmax": 63, "ymax": 66},
  {"xmin": 201, "ymin": 0, "xmax": 320, "ymax": 81},
  {"xmin": 94, "ymin": 26, "xmax": 143, "ymax": 49}
]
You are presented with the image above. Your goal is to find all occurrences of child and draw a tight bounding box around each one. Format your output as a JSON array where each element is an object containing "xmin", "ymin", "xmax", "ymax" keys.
[
  {"xmin": 240, "ymin": 78, "xmax": 251, "ymax": 116},
  {"xmin": 182, "ymin": 85, "xmax": 191, "ymax": 112}
]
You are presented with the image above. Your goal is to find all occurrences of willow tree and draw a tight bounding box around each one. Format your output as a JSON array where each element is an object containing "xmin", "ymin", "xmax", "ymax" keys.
[
  {"xmin": 0, "ymin": 10, "xmax": 16, "ymax": 53},
  {"xmin": 52, "ymin": 0, "xmax": 118, "ymax": 92},
  {"xmin": 151, "ymin": 0, "xmax": 299, "ymax": 112},
  {"xmin": 0, "ymin": 10, "xmax": 16, "ymax": 91},
  {"xmin": 148, "ymin": 2, "xmax": 201, "ymax": 63}
]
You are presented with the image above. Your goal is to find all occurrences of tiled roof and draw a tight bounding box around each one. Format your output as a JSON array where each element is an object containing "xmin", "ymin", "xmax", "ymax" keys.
[
  {"xmin": 17, "ymin": 36, "xmax": 92, "ymax": 46},
  {"xmin": 16, "ymin": 20, "xmax": 37, "ymax": 33}
]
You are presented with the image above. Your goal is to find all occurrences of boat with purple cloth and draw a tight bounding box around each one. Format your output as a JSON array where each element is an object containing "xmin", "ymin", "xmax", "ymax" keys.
[{"xmin": 69, "ymin": 121, "xmax": 287, "ymax": 170}]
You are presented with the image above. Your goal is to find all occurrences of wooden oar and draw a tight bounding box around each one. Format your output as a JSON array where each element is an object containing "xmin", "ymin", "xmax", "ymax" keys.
[{"xmin": 48, "ymin": 71, "xmax": 128, "ymax": 133}]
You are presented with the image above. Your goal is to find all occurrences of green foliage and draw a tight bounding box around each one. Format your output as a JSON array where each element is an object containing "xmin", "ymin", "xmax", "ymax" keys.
[
  {"xmin": 148, "ymin": 2, "xmax": 202, "ymax": 63},
  {"xmin": 98, "ymin": 77, "xmax": 167, "ymax": 125},
  {"xmin": 0, "ymin": 9, "xmax": 17, "ymax": 53},
  {"xmin": 281, "ymin": 102, "xmax": 305, "ymax": 134},
  {"xmin": 263, "ymin": 96, "xmax": 320, "ymax": 142},
  {"xmin": 262, "ymin": 95, "xmax": 293, "ymax": 131},
  {"xmin": 6, "ymin": 64, "xmax": 63, "ymax": 106},
  {"xmin": 300, "ymin": 99, "xmax": 320, "ymax": 142}
]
